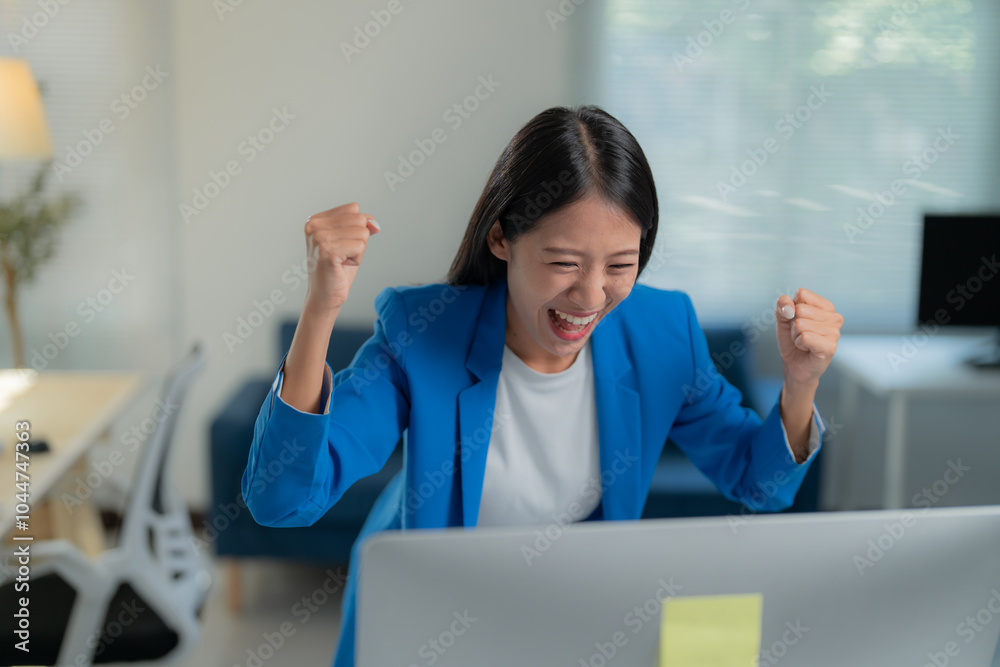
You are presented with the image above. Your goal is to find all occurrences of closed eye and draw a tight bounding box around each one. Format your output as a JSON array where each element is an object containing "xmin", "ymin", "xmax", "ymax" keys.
[{"xmin": 551, "ymin": 262, "xmax": 635, "ymax": 269}]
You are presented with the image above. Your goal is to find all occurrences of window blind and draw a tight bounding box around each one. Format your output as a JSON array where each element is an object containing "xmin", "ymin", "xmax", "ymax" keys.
[{"xmin": 595, "ymin": 0, "xmax": 1000, "ymax": 330}]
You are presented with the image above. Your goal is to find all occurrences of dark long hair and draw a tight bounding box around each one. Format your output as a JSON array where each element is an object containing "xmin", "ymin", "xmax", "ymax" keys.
[{"xmin": 445, "ymin": 105, "xmax": 659, "ymax": 286}]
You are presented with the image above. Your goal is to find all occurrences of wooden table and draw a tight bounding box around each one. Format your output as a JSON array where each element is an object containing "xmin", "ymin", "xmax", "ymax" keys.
[{"xmin": 0, "ymin": 369, "xmax": 146, "ymax": 556}]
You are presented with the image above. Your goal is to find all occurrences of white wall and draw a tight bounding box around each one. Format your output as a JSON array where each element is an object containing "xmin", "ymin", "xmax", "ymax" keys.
[{"xmin": 170, "ymin": 0, "xmax": 597, "ymax": 509}]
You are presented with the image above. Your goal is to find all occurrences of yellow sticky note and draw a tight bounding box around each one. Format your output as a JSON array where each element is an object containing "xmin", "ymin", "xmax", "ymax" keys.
[{"xmin": 660, "ymin": 593, "xmax": 763, "ymax": 667}]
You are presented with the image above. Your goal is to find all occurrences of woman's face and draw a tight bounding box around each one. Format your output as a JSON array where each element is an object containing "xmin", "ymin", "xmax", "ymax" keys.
[{"xmin": 487, "ymin": 191, "xmax": 642, "ymax": 373}]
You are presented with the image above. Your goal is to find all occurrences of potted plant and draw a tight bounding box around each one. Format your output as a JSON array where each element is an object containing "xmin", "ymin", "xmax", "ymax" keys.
[{"xmin": 0, "ymin": 162, "xmax": 80, "ymax": 368}]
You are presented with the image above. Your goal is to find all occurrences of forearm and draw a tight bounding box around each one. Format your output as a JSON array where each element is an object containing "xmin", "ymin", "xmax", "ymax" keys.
[
  {"xmin": 281, "ymin": 300, "xmax": 340, "ymax": 414},
  {"xmin": 779, "ymin": 377, "xmax": 819, "ymax": 463}
]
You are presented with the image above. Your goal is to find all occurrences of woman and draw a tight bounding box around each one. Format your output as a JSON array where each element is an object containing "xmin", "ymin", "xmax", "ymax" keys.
[{"xmin": 242, "ymin": 105, "xmax": 843, "ymax": 666}]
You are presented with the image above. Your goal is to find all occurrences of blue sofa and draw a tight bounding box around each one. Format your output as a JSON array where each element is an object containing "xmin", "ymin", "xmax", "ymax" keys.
[
  {"xmin": 209, "ymin": 322, "xmax": 401, "ymax": 567},
  {"xmin": 641, "ymin": 329, "xmax": 823, "ymax": 519},
  {"xmin": 209, "ymin": 319, "xmax": 822, "ymax": 605}
]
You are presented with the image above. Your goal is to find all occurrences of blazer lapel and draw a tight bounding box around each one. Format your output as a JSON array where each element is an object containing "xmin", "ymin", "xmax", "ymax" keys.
[
  {"xmin": 457, "ymin": 279, "xmax": 644, "ymax": 527},
  {"xmin": 590, "ymin": 314, "xmax": 643, "ymax": 521},
  {"xmin": 458, "ymin": 279, "xmax": 507, "ymax": 528}
]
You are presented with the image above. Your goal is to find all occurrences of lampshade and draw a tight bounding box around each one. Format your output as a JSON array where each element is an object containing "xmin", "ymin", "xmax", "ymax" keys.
[{"xmin": 0, "ymin": 58, "xmax": 54, "ymax": 160}]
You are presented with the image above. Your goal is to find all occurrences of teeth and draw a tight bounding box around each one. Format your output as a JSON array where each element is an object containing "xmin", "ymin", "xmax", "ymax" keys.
[
  {"xmin": 549, "ymin": 308, "xmax": 598, "ymax": 334},
  {"xmin": 553, "ymin": 309, "xmax": 597, "ymax": 326}
]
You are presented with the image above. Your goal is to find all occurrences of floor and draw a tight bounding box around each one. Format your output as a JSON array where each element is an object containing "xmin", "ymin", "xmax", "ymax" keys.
[{"xmin": 139, "ymin": 556, "xmax": 347, "ymax": 667}]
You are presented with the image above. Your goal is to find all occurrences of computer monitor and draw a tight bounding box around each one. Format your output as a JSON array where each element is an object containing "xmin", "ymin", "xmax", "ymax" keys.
[
  {"xmin": 357, "ymin": 506, "xmax": 1000, "ymax": 666},
  {"xmin": 918, "ymin": 213, "xmax": 1000, "ymax": 368}
]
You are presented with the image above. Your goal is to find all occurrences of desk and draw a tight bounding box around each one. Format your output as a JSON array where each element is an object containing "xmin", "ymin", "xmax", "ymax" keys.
[
  {"xmin": 0, "ymin": 369, "xmax": 145, "ymax": 554},
  {"xmin": 824, "ymin": 333, "xmax": 1000, "ymax": 510}
]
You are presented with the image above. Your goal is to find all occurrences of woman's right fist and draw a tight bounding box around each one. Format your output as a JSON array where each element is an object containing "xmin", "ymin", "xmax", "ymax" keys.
[{"xmin": 303, "ymin": 202, "xmax": 380, "ymax": 313}]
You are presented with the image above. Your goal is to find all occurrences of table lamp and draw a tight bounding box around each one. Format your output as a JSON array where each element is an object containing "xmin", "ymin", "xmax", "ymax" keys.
[{"xmin": 0, "ymin": 58, "xmax": 56, "ymax": 369}]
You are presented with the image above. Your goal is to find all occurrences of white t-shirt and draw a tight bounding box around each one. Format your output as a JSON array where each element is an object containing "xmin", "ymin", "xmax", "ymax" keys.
[
  {"xmin": 472, "ymin": 338, "xmax": 823, "ymax": 528},
  {"xmin": 476, "ymin": 339, "xmax": 603, "ymax": 527}
]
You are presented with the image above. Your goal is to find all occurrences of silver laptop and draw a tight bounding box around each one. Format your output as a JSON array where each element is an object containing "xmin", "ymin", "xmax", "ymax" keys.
[{"xmin": 357, "ymin": 505, "xmax": 1000, "ymax": 666}]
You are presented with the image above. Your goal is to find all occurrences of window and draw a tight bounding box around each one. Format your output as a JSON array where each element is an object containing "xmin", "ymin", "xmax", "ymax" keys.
[{"xmin": 595, "ymin": 0, "xmax": 1000, "ymax": 329}]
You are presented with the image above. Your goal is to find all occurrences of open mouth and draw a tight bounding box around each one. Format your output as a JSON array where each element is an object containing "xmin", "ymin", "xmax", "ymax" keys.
[{"xmin": 547, "ymin": 308, "xmax": 598, "ymax": 339}]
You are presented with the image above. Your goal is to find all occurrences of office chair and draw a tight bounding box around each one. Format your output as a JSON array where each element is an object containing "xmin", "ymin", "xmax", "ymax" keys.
[{"xmin": 0, "ymin": 343, "xmax": 213, "ymax": 666}]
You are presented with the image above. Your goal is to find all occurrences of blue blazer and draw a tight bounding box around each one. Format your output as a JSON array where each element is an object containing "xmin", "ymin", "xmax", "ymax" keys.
[{"xmin": 243, "ymin": 277, "xmax": 822, "ymax": 667}]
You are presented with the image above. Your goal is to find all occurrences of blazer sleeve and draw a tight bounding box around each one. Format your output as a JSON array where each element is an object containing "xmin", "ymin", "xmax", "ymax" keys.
[
  {"xmin": 241, "ymin": 286, "xmax": 411, "ymax": 527},
  {"xmin": 667, "ymin": 292, "xmax": 823, "ymax": 512}
]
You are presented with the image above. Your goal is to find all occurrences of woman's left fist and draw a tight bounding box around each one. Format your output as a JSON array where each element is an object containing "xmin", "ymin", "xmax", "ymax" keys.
[{"xmin": 775, "ymin": 287, "xmax": 843, "ymax": 386}]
